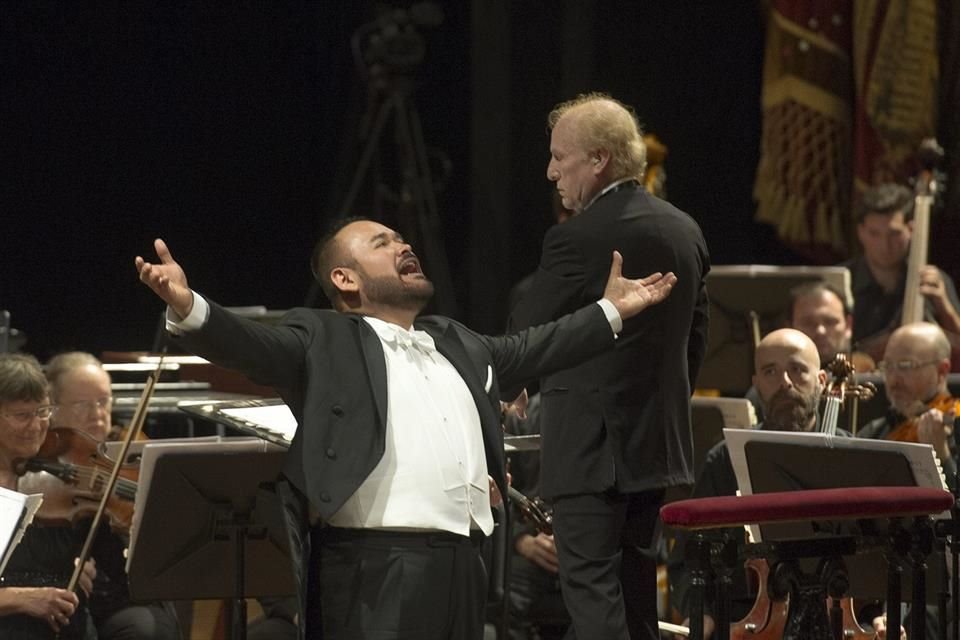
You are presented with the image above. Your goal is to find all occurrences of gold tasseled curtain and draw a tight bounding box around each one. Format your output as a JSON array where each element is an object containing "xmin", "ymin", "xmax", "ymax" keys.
[{"xmin": 753, "ymin": 0, "xmax": 939, "ymax": 263}]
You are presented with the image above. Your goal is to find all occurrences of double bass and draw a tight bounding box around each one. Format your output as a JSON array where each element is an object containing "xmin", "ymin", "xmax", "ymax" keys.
[
  {"xmin": 900, "ymin": 141, "xmax": 940, "ymax": 328},
  {"xmin": 855, "ymin": 138, "xmax": 951, "ymax": 369}
]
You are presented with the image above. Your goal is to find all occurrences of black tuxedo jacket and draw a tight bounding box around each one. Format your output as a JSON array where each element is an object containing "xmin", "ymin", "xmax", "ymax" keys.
[
  {"xmin": 510, "ymin": 184, "xmax": 710, "ymax": 498},
  {"xmin": 176, "ymin": 297, "xmax": 617, "ymax": 637}
]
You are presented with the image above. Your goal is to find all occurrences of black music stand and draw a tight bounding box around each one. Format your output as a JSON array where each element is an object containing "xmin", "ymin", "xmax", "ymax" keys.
[
  {"xmin": 127, "ymin": 449, "xmax": 295, "ymax": 640},
  {"xmin": 740, "ymin": 439, "xmax": 943, "ymax": 603}
]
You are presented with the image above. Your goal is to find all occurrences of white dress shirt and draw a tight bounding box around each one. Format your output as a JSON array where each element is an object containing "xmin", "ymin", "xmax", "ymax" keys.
[{"xmin": 327, "ymin": 316, "xmax": 493, "ymax": 535}]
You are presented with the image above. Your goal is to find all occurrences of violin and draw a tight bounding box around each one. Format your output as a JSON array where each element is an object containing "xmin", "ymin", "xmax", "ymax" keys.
[
  {"xmin": 501, "ymin": 389, "xmax": 553, "ymax": 535},
  {"xmin": 15, "ymin": 426, "xmax": 139, "ymax": 533},
  {"xmin": 508, "ymin": 486, "xmax": 553, "ymax": 536},
  {"xmin": 884, "ymin": 392, "xmax": 959, "ymax": 444}
]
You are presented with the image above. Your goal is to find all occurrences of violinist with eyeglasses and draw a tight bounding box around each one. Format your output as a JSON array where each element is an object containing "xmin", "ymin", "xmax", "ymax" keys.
[
  {"xmin": 857, "ymin": 323, "xmax": 958, "ymax": 481},
  {"xmin": 0, "ymin": 353, "xmax": 97, "ymax": 640},
  {"xmin": 45, "ymin": 352, "xmax": 181, "ymax": 640},
  {"xmin": 856, "ymin": 322, "xmax": 958, "ymax": 640}
]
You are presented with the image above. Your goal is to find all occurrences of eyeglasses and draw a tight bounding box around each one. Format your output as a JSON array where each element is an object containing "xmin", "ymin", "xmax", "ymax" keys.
[
  {"xmin": 877, "ymin": 359, "xmax": 941, "ymax": 374},
  {"xmin": 1, "ymin": 405, "xmax": 57, "ymax": 424},
  {"xmin": 59, "ymin": 396, "xmax": 113, "ymax": 415}
]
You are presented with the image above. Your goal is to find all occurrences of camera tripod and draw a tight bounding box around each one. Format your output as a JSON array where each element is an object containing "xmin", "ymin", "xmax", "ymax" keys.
[{"xmin": 305, "ymin": 43, "xmax": 458, "ymax": 316}]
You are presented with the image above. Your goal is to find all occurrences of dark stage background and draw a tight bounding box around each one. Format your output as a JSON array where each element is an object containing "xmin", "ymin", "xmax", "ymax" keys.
[{"xmin": 0, "ymin": 2, "xmax": 954, "ymax": 360}]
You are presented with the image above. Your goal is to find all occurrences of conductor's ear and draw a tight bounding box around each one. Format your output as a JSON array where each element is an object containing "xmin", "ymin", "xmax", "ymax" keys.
[
  {"xmin": 330, "ymin": 267, "xmax": 359, "ymax": 294},
  {"xmin": 592, "ymin": 150, "xmax": 611, "ymax": 173}
]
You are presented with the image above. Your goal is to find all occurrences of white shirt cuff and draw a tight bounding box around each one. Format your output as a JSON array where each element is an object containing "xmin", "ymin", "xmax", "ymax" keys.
[
  {"xmin": 596, "ymin": 299, "xmax": 622, "ymax": 337},
  {"xmin": 165, "ymin": 291, "xmax": 209, "ymax": 335}
]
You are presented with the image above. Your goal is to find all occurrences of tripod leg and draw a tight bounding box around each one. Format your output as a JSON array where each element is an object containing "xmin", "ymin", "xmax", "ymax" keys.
[
  {"xmin": 391, "ymin": 98, "xmax": 458, "ymax": 316},
  {"xmin": 340, "ymin": 94, "xmax": 402, "ymax": 219}
]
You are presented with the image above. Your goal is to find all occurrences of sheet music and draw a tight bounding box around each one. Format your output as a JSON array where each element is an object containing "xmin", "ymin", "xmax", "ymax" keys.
[
  {"xmin": 220, "ymin": 404, "xmax": 298, "ymax": 442},
  {"xmin": 724, "ymin": 428, "xmax": 949, "ymax": 540},
  {"xmin": 126, "ymin": 438, "xmax": 282, "ymax": 573},
  {"xmin": 0, "ymin": 486, "xmax": 43, "ymax": 578}
]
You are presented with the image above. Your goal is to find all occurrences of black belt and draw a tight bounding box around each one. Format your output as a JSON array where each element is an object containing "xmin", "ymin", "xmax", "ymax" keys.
[{"xmin": 320, "ymin": 527, "xmax": 486, "ymax": 548}]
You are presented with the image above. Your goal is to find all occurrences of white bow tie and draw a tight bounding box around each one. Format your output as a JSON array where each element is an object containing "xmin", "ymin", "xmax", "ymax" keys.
[{"xmin": 382, "ymin": 326, "xmax": 436, "ymax": 353}]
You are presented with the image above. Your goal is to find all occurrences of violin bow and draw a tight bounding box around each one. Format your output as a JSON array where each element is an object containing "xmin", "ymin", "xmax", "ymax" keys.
[{"xmin": 65, "ymin": 351, "xmax": 165, "ymax": 592}]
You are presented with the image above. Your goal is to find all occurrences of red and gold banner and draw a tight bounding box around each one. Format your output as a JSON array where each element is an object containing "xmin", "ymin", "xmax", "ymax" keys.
[{"xmin": 754, "ymin": 0, "xmax": 938, "ymax": 262}]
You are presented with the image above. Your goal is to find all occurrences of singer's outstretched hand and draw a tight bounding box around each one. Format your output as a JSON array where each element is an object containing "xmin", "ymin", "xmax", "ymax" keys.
[{"xmin": 135, "ymin": 239, "xmax": 193, "ymax": 318}]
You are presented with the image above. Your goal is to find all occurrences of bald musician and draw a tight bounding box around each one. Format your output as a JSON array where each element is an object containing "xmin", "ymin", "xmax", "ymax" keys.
[
  {"xmin": 746, "ymin": 282, "xmax": 852, "ymax": 421},
  {"xmin": 669, "ymin": 329, "xmax": 828, "ymax": 638},
  {"xmin": 855, "ymin": 325, "xmax": 952, "ymax": 640},
  {"xmin": 857, "ymin": 323, "xmax": 956, "ymax": 478}
]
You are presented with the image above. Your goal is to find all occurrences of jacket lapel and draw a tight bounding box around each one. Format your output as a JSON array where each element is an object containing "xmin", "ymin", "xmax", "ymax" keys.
[
  {"xmin": 356, "ymin": 318, "xmax": 389, "ymax": 430},
  {"xmin": 425, "ymin": 323, "xmax": 507, "ymax": 489}
]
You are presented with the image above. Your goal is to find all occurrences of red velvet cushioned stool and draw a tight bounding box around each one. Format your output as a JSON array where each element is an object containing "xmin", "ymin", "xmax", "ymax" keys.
[{"xmin": 661, "ymin": 486, "xmax": 954, "ymax": 640}]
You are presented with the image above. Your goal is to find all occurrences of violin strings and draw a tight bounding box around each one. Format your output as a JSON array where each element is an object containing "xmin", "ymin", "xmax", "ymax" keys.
[
  {"xmin": 822, "ymin": 397, "xmax": 840, "ymax": 437},
  {"xmin": 73, "ymin": 468, "xmax": 138, "ymax": 500}
]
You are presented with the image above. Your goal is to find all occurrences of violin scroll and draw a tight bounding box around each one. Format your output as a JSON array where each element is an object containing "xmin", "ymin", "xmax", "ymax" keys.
[
  {"xmin": 508, "ymin": 486, "xmax": 553, "ymax": 536},
  {"xmin": 824, "ymin": 354, "xmax": 877, "ymax": 402}
]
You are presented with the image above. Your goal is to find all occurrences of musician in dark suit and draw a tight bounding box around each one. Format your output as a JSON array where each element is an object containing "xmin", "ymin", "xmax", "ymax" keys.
[
  {"xmin": 134, "ymin": 218, "xmax": 676, "ymax": 640},
  {"xmin": 842, "ymin": 182, "xmax": 960, "ymax": 352},
  {"xmin": 509, "ymin": 93, "xmax": 710, "ymax": 640}
]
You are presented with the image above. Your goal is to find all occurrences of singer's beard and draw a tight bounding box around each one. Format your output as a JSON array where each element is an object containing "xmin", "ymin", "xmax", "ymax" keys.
[
  {"xmin": 363, "ymin": 272, "xmax": 435, "ymax": 314},
  {"xmin": 763, "ymin": 386, "xmax": 821, "ymax": 432}
]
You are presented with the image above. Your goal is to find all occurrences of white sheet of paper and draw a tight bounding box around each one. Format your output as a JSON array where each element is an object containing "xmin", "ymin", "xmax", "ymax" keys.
[
  {"xmin": 219, "ymin": 404, "xmax": 298, "ymax": 442},
  {"xmin": 0, "ymin": 486, "xmax": 43, "ymax": 578}
]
